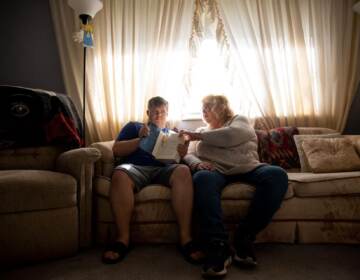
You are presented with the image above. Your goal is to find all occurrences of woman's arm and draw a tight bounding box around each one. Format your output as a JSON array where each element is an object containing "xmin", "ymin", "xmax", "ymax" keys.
[
  {"xmin": 201, "ymin": 116, "xmax": 255, "ymax": 147},
  {"xmin": 183, "ymin": 140, "xmax": 202, "ymax": 167}
]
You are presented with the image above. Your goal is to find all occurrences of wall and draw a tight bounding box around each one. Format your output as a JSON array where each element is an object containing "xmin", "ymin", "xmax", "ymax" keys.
[
  {"xmin": 0, "ymin": 0, "xmax": 65, "ymax": 93},
  {"xmin": 344, "ymin": 86, "xmax": 360, "ymax": 134}
]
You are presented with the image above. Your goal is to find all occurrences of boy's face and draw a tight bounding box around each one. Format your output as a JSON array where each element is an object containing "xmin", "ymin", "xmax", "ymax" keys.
[{"xmin": 148, "ymin": 104, "xmax": 168, "ymax": 128}]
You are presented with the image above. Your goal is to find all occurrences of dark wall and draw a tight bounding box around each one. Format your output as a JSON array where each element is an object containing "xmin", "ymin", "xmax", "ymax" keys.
[
  {"xmin": 0, "ymin": 0, "xmax": 65, "ymax": 93},
  {"xmin": 344, "ymin": 86, "xmax": 360, "ymax": 134}
]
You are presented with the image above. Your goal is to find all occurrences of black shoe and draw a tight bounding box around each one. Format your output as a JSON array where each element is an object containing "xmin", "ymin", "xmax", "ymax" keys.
[
  {"xmin": 202, "ymin": 239, "xmax": 232, "ymax": 278},
  {"xmin": 233, "ymin": 231, "xmax": 257, "ymax": 268}
]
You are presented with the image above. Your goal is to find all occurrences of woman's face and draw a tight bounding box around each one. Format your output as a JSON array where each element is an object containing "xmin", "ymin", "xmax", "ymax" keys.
[{"xmin": 202, "ymin": 103, "xmax": 219, "ymax": 127}]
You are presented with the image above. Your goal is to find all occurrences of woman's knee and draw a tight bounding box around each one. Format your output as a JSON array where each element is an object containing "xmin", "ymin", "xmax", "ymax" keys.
[
  {"xmin": 194, "ymin": 170, "xmax": 215, "ymax": 185},
  {"xmin": 267, "ymin": 166, "xmax": 288, "ymax": 193},
  {"xmin": 193, "ymin": 170, "xmax": 224, "ymax": 193}
]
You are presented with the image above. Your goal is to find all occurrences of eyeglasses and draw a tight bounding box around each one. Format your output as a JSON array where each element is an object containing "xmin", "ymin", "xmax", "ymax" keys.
[
  {"xmin": 202, "ymin": 105, "xmax": 212, "ymax": 112},
  {"xmin": 149, "ymin": 109, "xmax": 167, "ymax": 116}
]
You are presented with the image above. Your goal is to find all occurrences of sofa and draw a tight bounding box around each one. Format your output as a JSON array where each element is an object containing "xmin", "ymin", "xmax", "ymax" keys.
[{"xmin": 91, "ymin": 127, "xmax": 360, "ymax": 245}]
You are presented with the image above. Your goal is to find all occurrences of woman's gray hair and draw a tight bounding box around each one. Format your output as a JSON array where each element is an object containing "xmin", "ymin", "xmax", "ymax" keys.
[{"xmin": 202, "ymin": 95, "xmax": 234, "ymax": 124}]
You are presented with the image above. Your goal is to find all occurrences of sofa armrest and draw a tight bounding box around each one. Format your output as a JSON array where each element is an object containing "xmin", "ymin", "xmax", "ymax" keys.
[
  {"xmin": 90, "ymin": 141, "xmax": 115, "ymax": 178},
  {"xmin": 55, "ymin": 147, "xmax": 101, "ymax": 247}
]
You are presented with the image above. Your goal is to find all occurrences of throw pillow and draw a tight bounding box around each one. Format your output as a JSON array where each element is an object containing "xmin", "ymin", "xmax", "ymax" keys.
[
  {"xmin": 256, "ymin": 127, "xmax": 300, "ymax": 169},
  {"xmin": 293, "ymin": 133, "xmax": 340, "ymax": 172},
  {"xmin": 301, "ymin": 138, "xmax": 360, "ymax": 173}
]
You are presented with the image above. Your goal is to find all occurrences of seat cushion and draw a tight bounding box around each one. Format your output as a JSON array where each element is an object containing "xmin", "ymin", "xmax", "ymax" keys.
[
  {"xmin": 95, "ymin": 176, "xmax": 294, "ymax": 201},
  {"xmin": 0, "ymin": 170, "xmax": 77, "ymax": 213},
  {"xmin": 222, "ymin": 182, "xmax": 294, "ymax": 200},
  {"xmin": 288, "ymin": 172, "xmax": 360, "ymax": 197}
]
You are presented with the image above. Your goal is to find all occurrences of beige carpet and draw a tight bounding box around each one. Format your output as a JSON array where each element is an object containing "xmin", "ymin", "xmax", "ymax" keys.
[{"xmin": 2, "ymin": 244, "xmax": 360, "ymax": 280}]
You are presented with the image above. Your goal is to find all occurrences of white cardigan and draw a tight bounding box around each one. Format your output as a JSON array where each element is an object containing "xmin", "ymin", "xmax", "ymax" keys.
[{"xmin": 184, "ymin": 115, "xmax": 264, "ymax": 175}]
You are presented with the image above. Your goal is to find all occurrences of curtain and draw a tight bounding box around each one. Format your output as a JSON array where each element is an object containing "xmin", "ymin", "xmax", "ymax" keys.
[
  {"xmin": 50, "ymin": 0, "xmax": 194, "ymax": 143},
  {"xmin": 216, "ymin": 0, "xmax": 360, "ymax": 130}
]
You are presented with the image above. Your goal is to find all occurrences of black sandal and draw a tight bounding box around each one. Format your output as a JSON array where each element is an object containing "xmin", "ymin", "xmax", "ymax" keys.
[
  {"xmin": 102, "ymin": 242, "xmax": 131, "ymax": 264},
  {"xmin": 177, "ymin": 240, "xmax": 205, "ymax": 265}
]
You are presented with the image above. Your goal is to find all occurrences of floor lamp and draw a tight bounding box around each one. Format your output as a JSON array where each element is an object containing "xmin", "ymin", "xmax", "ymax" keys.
[{"xmin": 68, "ymin": 0, "xmax": 103, "ymax": 146}]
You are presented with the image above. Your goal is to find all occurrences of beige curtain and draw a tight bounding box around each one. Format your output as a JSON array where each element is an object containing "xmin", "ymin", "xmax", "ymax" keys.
[
  {"xmin": 50, "ymin": 0, "xmax": 194, "ymax": 143},
  {"xmin": 213, "ymin": 0, "xmax": 360, "ymax": 130}
]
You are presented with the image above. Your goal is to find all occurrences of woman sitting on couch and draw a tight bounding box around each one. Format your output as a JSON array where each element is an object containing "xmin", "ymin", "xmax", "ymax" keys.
[{"xmin": 181, "ymin": 95, "xmax": 288, "ymax": 278}]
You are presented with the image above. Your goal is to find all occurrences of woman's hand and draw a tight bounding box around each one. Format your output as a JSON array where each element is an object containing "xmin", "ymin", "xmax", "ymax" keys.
[
  {"xmin": 192, "ymin": 161, "xmax": 215, "ymax": 171},
  {"xmin": 139, "ymin": 124, "xmax": 150, "ymax": 138},
  {"xmin": 179, "ymin": 130, "xmax": 202, "ymax": 141}
]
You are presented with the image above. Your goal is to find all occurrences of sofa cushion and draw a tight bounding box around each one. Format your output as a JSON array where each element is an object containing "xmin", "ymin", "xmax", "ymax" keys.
[
  {"xmin": 0, "ymin": 170, "xmax": 77, "ymax": 213},
  {"xmin": 302, "ymin": 138, "xmax": 360, "ymax": 173},
  {"xmin": 288, "ymin": 172, "xmax": 360, "ymax": 197},
  {"xmin": 293, "ymin": 133, "xmax": 341, "ymax": 172},
  {"xmin": 95, "ymin": 176, "xmax": 294, "ymax": 201},
  {"xmin": 222, "ymin": 182, "xmax": 294, "ymax": 200},
  {"xmin": 256, "ymin": 127, "xmax": 300, "ymax": 169},
  {"xmin": 95, "ymin": 177, "xmax": 172, "ymax": 202}
]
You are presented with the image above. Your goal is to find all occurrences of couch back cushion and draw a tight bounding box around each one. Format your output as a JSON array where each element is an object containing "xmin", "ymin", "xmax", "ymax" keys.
[
  {"xmin": 0, "ymin": 146, "xmax": 66, "ymax": 170},
  {"xmin": 256, "ymin": 127, "xmax": 300, "ymax": 169}
]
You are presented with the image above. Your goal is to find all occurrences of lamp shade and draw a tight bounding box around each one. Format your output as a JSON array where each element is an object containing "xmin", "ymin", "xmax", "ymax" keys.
[
  {"xmin": 68, "ymin": 0, "xmax": 103, "ymax": 18},
  {"xmin": 354, "ymin": 2, "xmax": 360, "ymax": 14}
]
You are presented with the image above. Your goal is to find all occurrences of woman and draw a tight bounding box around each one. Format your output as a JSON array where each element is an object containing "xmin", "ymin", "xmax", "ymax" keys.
[{"xmin": 181, "ymin": 95, "xmax": 288, "ymax": 277}]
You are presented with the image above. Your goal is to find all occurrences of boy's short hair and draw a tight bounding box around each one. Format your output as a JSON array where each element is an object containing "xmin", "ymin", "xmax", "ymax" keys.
[{"xmin": 147, "ymin": 96, "xmax": 168, "ymax": 110}]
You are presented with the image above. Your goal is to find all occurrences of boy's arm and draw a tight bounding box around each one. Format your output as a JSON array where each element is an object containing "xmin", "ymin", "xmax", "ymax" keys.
[
  {"xmin": 113, "ymin": 138, "xmax": 141, "ymax": 157},
  {"xmin": 112, "ymin": 122, "xmax": 148, "ymax": 157}
]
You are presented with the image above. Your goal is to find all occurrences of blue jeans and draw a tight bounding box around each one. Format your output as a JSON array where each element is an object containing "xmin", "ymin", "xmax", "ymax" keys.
[{"xmin": 193, "ymin": 165, "xmax": 288, "ymax": 242}]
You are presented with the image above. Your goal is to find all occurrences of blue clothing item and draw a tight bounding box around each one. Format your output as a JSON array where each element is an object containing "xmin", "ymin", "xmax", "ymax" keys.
[
  {"xmin": 138, "ymin": 123, "xmax": 161, "ymax": 153},
  {"xmin": 116, "ymin": 122, "xmax": 169, "ymax": 167},
  {"xmin": 193, "ymin": 165, "xmax": 288, "ymax": 242}
]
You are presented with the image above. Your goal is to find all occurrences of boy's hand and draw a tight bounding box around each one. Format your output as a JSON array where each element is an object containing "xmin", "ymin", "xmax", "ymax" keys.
[
  {"xmin": 177, "ymin": 141, "xmax": 189, "ymax": 158},
  {"xmin": 139, "ymin": 124, "xmax": 150, "ymax": 138}
]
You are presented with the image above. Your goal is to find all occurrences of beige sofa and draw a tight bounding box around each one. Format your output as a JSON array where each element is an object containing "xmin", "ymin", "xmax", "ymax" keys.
[
  {"xmin": 91, "ymin": 127, "xmax": 360, "ymax": 245},
  {"xmin": 0, "ymin": 146, "xmax": 101, "ymax": 265}
]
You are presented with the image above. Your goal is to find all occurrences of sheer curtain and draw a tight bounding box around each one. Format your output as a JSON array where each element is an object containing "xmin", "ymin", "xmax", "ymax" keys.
[
  {"xmin": 216, "ymin": 0, "xmax": 360, "ymax": 130},
  {"xmin": 50, "ymin": 0, "xmax": 194, "ymax": 143}
]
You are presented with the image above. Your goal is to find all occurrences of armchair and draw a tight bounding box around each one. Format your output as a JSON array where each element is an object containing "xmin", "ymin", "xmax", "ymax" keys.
[{"xmin": 0, "ymin": 86, "xmax": 101, "ymax": 265}]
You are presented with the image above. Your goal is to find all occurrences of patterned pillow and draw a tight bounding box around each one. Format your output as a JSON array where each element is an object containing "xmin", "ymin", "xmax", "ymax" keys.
[{"xmin": 256, "ymin": 127, "xmax": 300, "ymax": 169}]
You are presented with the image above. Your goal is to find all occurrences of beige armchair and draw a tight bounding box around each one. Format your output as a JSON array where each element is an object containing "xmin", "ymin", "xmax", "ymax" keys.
[{"xmin": 0, "ymin": 145, "xmax": 101, "ymax": 265}]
